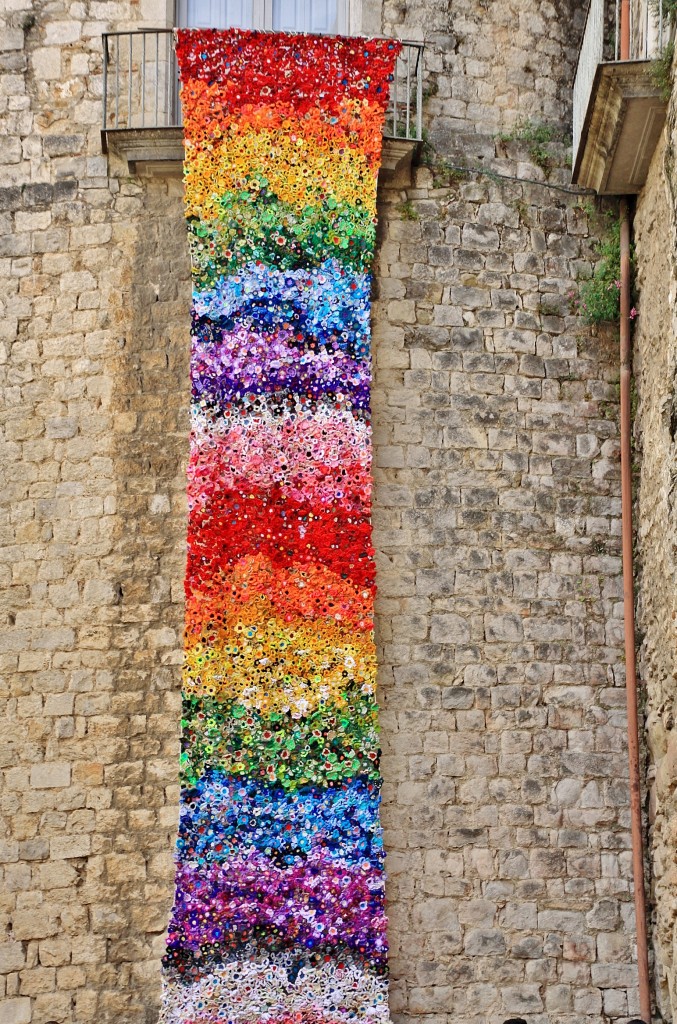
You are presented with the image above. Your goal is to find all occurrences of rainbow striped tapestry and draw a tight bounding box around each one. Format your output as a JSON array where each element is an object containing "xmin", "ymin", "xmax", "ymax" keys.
[{"xmin": 160, "ymin": 29, "xmax": 399, "ymax": 1024}]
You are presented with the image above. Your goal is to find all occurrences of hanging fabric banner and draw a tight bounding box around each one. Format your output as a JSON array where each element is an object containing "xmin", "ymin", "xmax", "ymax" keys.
[{"xmin": 161, "ymin": 29, "xmax": 400, "ymax": 1024}]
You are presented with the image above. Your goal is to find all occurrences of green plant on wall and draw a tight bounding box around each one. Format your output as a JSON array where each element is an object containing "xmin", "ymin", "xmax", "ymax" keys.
[
  {"xmin": 649, "ymin": 40, "xmax": 675, "ymax": 102},
  {"xmin": 419, "ymin": 131, "xmax": 468, "ymax": 187},
  {"xmin": 398, "ymin": 200, "xmax": 419, "ymax": 221},
  {"xmin": 497, "ymin": 118, "xmax": 556, "ymax": 174},
  {"xmin": 649, "ymin": 0, "xmax": 677, "ymax": 18},
  {"xmin": 574, "ymin": 214, "xmax": 637, "ymax": 325}
]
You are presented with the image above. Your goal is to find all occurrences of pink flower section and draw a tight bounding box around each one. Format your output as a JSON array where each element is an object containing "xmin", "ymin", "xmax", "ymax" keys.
[{"xmin": 188, "ymin": 409, "xmax": 371, "ymax": 512}]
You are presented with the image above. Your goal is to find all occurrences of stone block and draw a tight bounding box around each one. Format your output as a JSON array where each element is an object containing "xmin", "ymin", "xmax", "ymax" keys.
[
  {"xmin": 12, "ymin": 908, "xmax": 59, "ymax": 941},
  {"xmin": 30, "ymin": 763, "xmax": 71, "ymax": 789},
  {"xmin": 484, "ymin": 613, "xmax": 523, "ymax": 641},
  {"xmin": 430, "ymin": 613, "xmax": 470, "ymax": 643},
  {"xmin": 18, "ymin": 965, "xmax": 56, "ymax": 996},
  {"xmin": 44, "ymin": 20, "xmax": 82, "ymax": 43},
  {"xmin": 464, "ymin": 928, "xmax": 505, "ymax": 955},
  {"xmin": 2, "ymin": 999, "xmax": 31, "ymax": 1024},
  {"xmin": 590, "ymin": 963, "xmax": 634, "ymax": 987},
  {"xmin": 49, "ymin": 835, "xmax": 91, "ymax": 860},
  {"xmin": 0, "ymin": 942, "xmax": 26, "ymax": 972},
  {"xmin": 413, "ymin": 898, "xmax": 462, "ymax": 936},
  {"xmin": 409, "ymin": 987, "xmax": 454, "ymax": 1013},
  {"xmin": 501, "ymin": 984, "xmax": 544, "ymax": 1012},
  {"xmin": 31, "ymin": 47, "xmax": 62, "ymax": 80}
]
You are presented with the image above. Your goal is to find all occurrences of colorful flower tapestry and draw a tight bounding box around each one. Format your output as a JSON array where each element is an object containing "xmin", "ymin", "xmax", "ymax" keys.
[{"xmin": 161, "ymin": 29, "xmax": 400, "ymax": 1024}]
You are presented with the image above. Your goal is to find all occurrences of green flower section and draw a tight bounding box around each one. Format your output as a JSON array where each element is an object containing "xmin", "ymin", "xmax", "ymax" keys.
[
  {"xmin": 190, "ymin": 188, "xmax": 376, "ymax": 289},
  {"xmin": 181, "ymin": 690, "xmax": 381, "ymax": 791}
]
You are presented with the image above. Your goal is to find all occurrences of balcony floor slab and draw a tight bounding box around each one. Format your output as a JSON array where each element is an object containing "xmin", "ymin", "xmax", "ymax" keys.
[
  {"xmin": 102, "ymin": 127, "xmax": 421, "ymax": 185},
  {"xmin": 573, "ymin": 60, "xmax": 667, "ymax": 194}
]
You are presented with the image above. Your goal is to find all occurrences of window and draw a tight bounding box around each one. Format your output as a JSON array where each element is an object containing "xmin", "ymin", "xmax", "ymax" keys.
[
  {"xmin": 176, "ymin": 0, "xmax": 256, "ymax": 29},
  {"xmin": 175, "ymin": 0, "xmax": 353, "ymax": 34},
  {"xmin": 271, "ymin": 1, "xmax": 343, "ymax": 33}
]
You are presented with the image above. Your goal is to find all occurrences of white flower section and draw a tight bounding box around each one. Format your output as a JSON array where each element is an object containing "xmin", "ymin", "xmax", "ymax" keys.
[{"xmin": 160, "ymin": 956, "xmax": 389, "ymax": 1024}]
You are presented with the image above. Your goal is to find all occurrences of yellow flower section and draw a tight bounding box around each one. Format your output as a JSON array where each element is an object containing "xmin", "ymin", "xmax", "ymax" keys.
[
  {"xmin": 183, "ymin": 129, "xmax": 377, "ymax": 221},
  {"xmin": 183, "ymin": 604, "xmax": 376, "ymax": 717}
]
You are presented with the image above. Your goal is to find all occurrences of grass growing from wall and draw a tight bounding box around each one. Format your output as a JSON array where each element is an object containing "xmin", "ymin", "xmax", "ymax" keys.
[
  {"xmin": 398, "ymin": 200, "xmax": 419, "ymax": 220},
  {"xmin": 496, "ymin": 119, "xmax": 556, "ymax": 174},
  {"xmin": 649, "ymin": 40, "xmax": 675, "ymax": 102},
  {"xmin": 574, "ymin": 211, "xmax": 637, "ymax": 325},
  {"xmin": 649, "ymin": 0, "xmax": 677, "ymax": 17}
]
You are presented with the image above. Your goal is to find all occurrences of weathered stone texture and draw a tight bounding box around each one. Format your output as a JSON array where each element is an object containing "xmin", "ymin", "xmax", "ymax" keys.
[
  {"xmin": 0, "ymin": 160, "xmax": 190, "ymax": 1022},
  {"xmin": 372, "ymin": 171, "xmax": 636, "ymax": 1024},
  {"xmin": 634, "ymin": 124, "xmax": 677, "ymax": 1020},
  {"xmin": 0, "ymin": 0, "xmax": 640, "ymax": 1022}
]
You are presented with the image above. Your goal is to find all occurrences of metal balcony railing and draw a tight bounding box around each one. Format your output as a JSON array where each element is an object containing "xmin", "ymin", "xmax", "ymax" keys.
[
  {"xmin": 102, "ymin": 29, "xmax": 424, "ymax": 142},
  {"xmin": 573, "ymin": 0, "xmax": 671, "ymax": 169},
  {"xmin": 102, "ymin": 30, "xmax": 178, "ymax": 131}
]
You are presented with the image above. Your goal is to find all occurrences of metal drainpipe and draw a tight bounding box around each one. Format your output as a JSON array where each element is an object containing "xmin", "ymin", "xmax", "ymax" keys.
[
  {"xmin": 619, "ymin": 197, "xmax": 651, "ymax": 1024},
  {"xmin": 617, "ymin": 3, "xmax": 649, "ymax": 1012},
  {"xmin": 621, "ymin": 0, "xmax": 631, "ymax": 58}
]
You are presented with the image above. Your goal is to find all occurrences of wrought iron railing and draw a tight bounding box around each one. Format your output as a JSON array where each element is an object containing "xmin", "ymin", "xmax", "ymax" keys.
[
  {"xmin": 102, "ymin": 29, "xmax": 424, "ymax": 141},
  {"xmin": 572, "ymin": 0, "xmax": 671, "ymax": 169},
  {"xmin": 102, "ymin": 30, "xmax": 178, "ymax": 131}
]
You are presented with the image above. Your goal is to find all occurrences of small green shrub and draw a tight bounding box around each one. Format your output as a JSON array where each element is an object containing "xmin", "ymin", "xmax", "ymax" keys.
[
  {"xmin": 497, "ymin": 118, "xmax": 555, "ymax": 146},
  {"xmin": 422, "ymin": 79, "xmax": 439, "ymax": 102},
  {"xmin": 431, "ymin": 158, "xmax": 466, "ymax": 186},
  {"xmin": 398, "ymin": 200, "xmax": 419, "ymax": 221},
  {"xmin": 573, "ymin": 216, "xmax": 637, "ymax": 325},
  {"xmin": 419, "ymin": 134, "xmax": 467, "ymax": 186},
  {"xmin": 649, "ymin": 0, "xmax": 677, "ymax": 18},
  {"xmin": 649, "ymin": 40, "xmax": 675, "ymax": 102},
  {"xmin": 497, "ymin": 118, "xmax": 556, "ymax": 173},
  {"xmin": 576, "ymin": 218, "xmax": 621, "ymax": 323}
]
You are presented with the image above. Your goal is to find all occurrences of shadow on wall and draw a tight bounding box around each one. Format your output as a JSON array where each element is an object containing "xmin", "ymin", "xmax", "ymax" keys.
[{"xmin": 107, "ymin": 174, "xmax": 191, "ymax": 1018}]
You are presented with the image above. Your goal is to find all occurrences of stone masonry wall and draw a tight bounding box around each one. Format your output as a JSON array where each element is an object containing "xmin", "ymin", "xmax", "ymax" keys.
[
  {"xmin": 634, "ymin": 106, "xmax": 677, "ymax": 1018},
  {"xmin": 0, "ymin": 1, "xmax": 641, "ymax": 1023},
  {"xmin": 373, "ymin": 170, "xmax": 637, "ymax": 1024}
]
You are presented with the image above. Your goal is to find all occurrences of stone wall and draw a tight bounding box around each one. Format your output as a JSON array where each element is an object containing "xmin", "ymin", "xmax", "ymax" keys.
[
  {"xmin": 0, "ymin": 1, "xmax": 642, "ymax": 1023},
  {"xmin": 373, "ymin": 170, "xmax": 637, "ymax": 1024},
  {"xmin": 0, "ymin": 162, "xmax": 191, "ymax": 1022},
  {"xmin": 633, "ymin": 104, "xmax": 677, "ymax": 1019}
]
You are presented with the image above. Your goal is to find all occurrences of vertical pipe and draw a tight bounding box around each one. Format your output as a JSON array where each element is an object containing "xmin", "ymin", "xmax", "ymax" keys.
[
  {"xmin": 102, "ymin": 35, "xmax": 108, "ymax": 130},
  {"xmin": 660, "ymin": 0, "xmax": 664, "ymax": 54},
  {"xmin": 141, "ymin": 32, "xmax": 146, "ymax": 128},
  {"xmin": 127, "ymin": 32, "xmax": 133, "ymax": 128},
  {"xmin": 166, "ymin": 31, "xmax": 171, "ymax": 126},
  {"xmin": 155, "ymin": 31, "xmax": 159, "ymax": 127},
  {"xmin": 115, "ymin": 36, "xmax": 120, "ymax": 128},
  {"xmin": 392, "ymin": 54, "xmax": 398, "ymax": 137},
  {"xmin": 616, "ymin": 0, "xmax": 621, "ymax": 59},
  {"xmin": 619, "ymin": 197, "xmax": 651, "ymax": 1024},
  {"xmin": 621, "ymin": 0, "xmax": 630, "ymax": 58},
  {"xmin": 645, "ymin": 0, "xmax": 650, "ymax": 59},
  {"xmin": 405, "ymin": 47, "xmax": 411, "ymax": 138},
  {"xmin": 631, "ymin": 0, "xmax": 634, "ymax": 56},
  {"xmin": 416, "ymin": 45, "xmax": 423, "ymax": 141}
]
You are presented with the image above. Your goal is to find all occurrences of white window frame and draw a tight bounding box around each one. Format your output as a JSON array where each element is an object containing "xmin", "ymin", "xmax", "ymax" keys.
[{"xmin": 175, "ymin": 0, "xmax": 360, "ymax": 33}]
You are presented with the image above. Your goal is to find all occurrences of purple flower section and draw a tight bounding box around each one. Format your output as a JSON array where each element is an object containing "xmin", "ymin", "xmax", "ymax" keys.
[
  {"xmin": 166, "ymin": 851, "xmax": 387, "ymax": 964},
  {"xmin": 190, "ymin": 324, "xmax": 371, "ymax": 410}
]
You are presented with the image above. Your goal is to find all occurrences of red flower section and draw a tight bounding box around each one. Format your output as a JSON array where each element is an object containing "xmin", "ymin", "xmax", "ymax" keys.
[
  {"xmin": 186, "ymin": 486, "xmax": 375, "ymax": 594},
  {"xmin": 176, "ymin": 29, "xmax": 401, "ymax": 114}
]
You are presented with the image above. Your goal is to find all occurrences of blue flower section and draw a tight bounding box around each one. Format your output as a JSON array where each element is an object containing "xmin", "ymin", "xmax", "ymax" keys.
[
  {"xmin": 193, "ymin": 258, "xmax": 372, "ymax": 357},
  {"xmin": 177, "ymin": 773, "xmax": 384, "ymax": 868}
]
